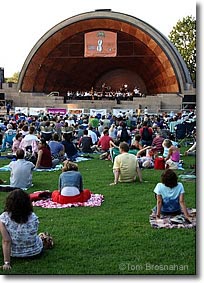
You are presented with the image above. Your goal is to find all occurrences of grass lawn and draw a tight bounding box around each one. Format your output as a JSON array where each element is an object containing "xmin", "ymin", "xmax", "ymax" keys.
[{"xmin": 0, "ymin": 147, "xmax": 196, "ymax": 275}]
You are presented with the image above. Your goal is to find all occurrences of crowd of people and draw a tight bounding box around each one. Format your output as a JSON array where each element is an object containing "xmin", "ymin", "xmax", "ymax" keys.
[
  {"xmin": 0, "ymin": 108, "xmax": 196, "ymax": 175},
  {"xmin": 0, "ymin": 108, "xmax": 196, "ymax": 270},
  {"xmin": 0, "ymin": 107, "xmax": 196, "ymax": 174}
]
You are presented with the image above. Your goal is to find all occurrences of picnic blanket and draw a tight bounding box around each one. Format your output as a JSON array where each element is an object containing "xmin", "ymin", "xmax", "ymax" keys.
[
  {"xmin": 0, "ymin": 156, "xmax": 91, "ymax": 172},
  {"xmin": 0, "ymin": 184, "xmax": 28, "ymax": 191},
  {"xmin": 0, "ymin": 164, "xmax": 62, "ymax": 172},
  {"xmin": 32, "ymin": 193, "xmax": 104, "ymax": 208},
  {"xmin": 149, "ymin": 208, "xmax": 196, "ymax": 229},
  {"xmin": 178, "ymin": 173, "xmax": 196, "ymax": 181},
  {"xmin": 0, "ymin": 156, "xmax": 11, "ymax": 159}
]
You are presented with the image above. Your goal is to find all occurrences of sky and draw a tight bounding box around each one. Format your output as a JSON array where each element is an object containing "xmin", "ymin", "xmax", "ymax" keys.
[{"xmin": 0, "ymin": 0, "xmax": 197, "ymax": 78}]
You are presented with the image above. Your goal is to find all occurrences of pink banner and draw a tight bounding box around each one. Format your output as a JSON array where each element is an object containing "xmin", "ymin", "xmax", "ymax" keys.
[{"xmin": 47, "ymin": 108, "xmax": 67, "ymax": 115}]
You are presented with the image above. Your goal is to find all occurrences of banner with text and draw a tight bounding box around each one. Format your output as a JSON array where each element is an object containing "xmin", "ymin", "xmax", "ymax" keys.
[
  {"xmin": 47, "ymin": 108, "xmax": 67, "ymax": 115},
  {"xmin": 68, "ymin": 109, "xmax": 84, "ymax": 117},
  {"xmin": 84, "ymin": 31, "xmax": 117, "ymax": 57},
  {"xmin": 29, "ymin": 107, "xmax": 46, "ymax": 116},
  {"xmin": 90, "ymin": 109, "xmax": 107, "ymax": 117},
  {"xmin": 112, "ymin": 109, "xmax": 134, "ymax": 117},
  {"xmin": 15, "ymin": 107, "xmax": 28, "ymax": 116}
]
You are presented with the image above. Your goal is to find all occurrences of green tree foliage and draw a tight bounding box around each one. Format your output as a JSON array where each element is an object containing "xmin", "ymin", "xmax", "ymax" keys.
[
  {"xmin": 169, "ymin": 15, "xmax": 196, "ymax": 85},
  {"xmin": 5, "ymin": 71, "xmax": 19, "ymax": 83}
]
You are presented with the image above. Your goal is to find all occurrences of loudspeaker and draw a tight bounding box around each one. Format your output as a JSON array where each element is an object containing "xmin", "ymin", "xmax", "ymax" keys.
[
  {"xmin": 0, "ymin": 68, "xmax": 4, "ymax": 82},
  {"xmin": 0, "ymin": 68, "xmax": 4, "ymax": 89},
  {"xmin": 0, "ymin": 93, "xmax": 5, "ymax": 100}
]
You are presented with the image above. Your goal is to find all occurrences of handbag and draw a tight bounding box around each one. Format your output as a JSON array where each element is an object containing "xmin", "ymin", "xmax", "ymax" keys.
[
  {"xmin": 154, "ymin": 157, "xmax": 165, "ymax": 170},
  {"xmin": 39, "ymin": 232, "xmax": 54, "ymax": 249}
]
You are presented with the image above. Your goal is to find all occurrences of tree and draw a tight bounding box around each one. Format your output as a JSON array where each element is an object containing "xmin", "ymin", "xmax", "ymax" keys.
[
  {"xmin": 169, "ymin": 15, "xmax": 196, "ymax": 86},
  {"xmin": 5, "ymin": 71, "xmax": 20, "ymax": 83}
]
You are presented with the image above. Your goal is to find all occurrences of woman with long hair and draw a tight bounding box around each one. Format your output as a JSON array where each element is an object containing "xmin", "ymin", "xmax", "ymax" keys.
[
  {"xmin": 153, "ymin": 169, "xmax": 191, "ymax": 221},
  {"xmin": 0, "ymin": 189, "xmax": 43, "ymax": 270}
]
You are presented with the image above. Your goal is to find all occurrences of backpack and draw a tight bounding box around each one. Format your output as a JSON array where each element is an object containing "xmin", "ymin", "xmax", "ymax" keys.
[
  {"xmin": 142, "ymin": 127, "xmax": 151, "ymax": 140},
  {"xmin": 120, "ymin": 128, "xmax": 130, "ymax": 142}
]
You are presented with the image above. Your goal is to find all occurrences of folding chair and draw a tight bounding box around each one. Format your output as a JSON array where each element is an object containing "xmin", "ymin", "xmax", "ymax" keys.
[{"xmin": 174, "ymin": 122, "xmax": 195, "ymax": 147}]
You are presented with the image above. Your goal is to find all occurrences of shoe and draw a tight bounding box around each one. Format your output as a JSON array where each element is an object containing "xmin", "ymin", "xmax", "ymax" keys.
[
  {"xmin": 0, "ymin": 179, "xmax": 6, "ymax": 184},
  {"xmin": 170, "ymin": 215, "xmax": 185, "ymax": 224}
]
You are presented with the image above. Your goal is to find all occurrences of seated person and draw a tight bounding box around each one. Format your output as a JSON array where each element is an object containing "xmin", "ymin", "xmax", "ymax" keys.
[
  {"xmin": 78, "ymin": 129, "xmax": 94, "ymax": 153},
  {"xmin": 40, "ymin": 121, "xmax": 53, "ymax": 142},
  {"xmin": 152, "ymin": 169, "xmax": 191, "ymax": 221},
  {"xmin": 139, "ymin": 121, "xmax": 153, "ymax": 146},
  {"xmin": 1, "ymin": 124, "xmax": 16, "ymax": 151},
  {"xmin": 61, "ymin": 132, "xmax": 79, "ymax": 161},
  {"xmin": 11, "ymin": 133, "xmax": 23, "ymax": 155},
  {"xmin": 162, "ymin": 138, "xmax": 178, "ymax": 158},
  {"xmin": 19, "ymin": 126, "xmax": 39, "ymax": 160},
  {"xmin": 97, "ymin": 129, "xmax": 113, "ymax": 153},
  {"xmin": 185, "ymin": 132, "xmax": 196, "ymax": 156},
  {"xmin": 185, "ymin": 141, "xmax": 196, "ymax": 156},
  {"xmin": 151, "ymin": 131, "xmax": 164, "ymax": 156},
  {"xmin": 19, "ymin": 124, "xmax": 29, "ymax": 137},
  {"xmin": 0, "ymin": 189, "xmax": 44, "ymax": 270},
  {"xmin": 163, "ymin": 139, "xmax": 180, "ymax": 169},
  {"xmin": 130, "ymin": 134, "xmax": 143, "ymax": 151},
  {"xmin": 136, "ymin": 145, "xmax": 155, "ymax": 168},
  {"xmin": 110, "ymin": 142, "xmax": 143, "ymax": 185},
  {"xmin": 48, "ymin": 133, "xmax": 65, "ymax": 162},
  {"xmin": 19, "ymin": 126, "xmax": 39, "ymax": 150},
  {"xmin": 35, "ymin": 138, "xmax": 58, "ymax": 169},
  {"xmin": 109, "ymin": 140, "xmax": 138, "ymax": 163},
  {"xmin": 51, "ymin": 160, "xmax": 91, "ymax": 204},
  {"xmin": 61, "ymin": 122, "xmax": 74, "ymax": 134},
  {"xmin": 117, "ymin": 122, "xmax": 131, "ymax": 145},
  {"xmin": 109, "ymin": 140, "xmax": 120, "ymax": 163},
  {"xmin": 108, "ymin": 123, "xmax": 117, "ymax": 141},
  {"xmin": 8, "ymin": 148, "xmax": 35, "ymax": 188}
]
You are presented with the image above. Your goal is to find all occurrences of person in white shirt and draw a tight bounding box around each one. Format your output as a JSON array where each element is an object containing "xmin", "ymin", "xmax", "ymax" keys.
[
  {"xmin": 88, "ymin": 126, "xmax": 98, "ymax": 145},
  {"xmin": 8, "ymin": 149, "xmax": 35, "ymax": 188},
  {"xmin": 144, "ymin": 107, "xmax": 148, "ymax": 115},
  {"xmin": 19, "ymin": 126, "xmax": 39, "ymax": 155}
]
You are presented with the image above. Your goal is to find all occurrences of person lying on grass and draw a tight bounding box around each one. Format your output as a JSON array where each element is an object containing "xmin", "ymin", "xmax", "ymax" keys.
[
  {"xmin": 110, "ymin": 141, "xmax": 143, "ymax": 185},
  {"xmin": 152, "ymin": 169, "xmax": 192, "ymax": 222},
  {"xmin": 136, "ymin": 145, "xmax": 156, "ymax": 169}
]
